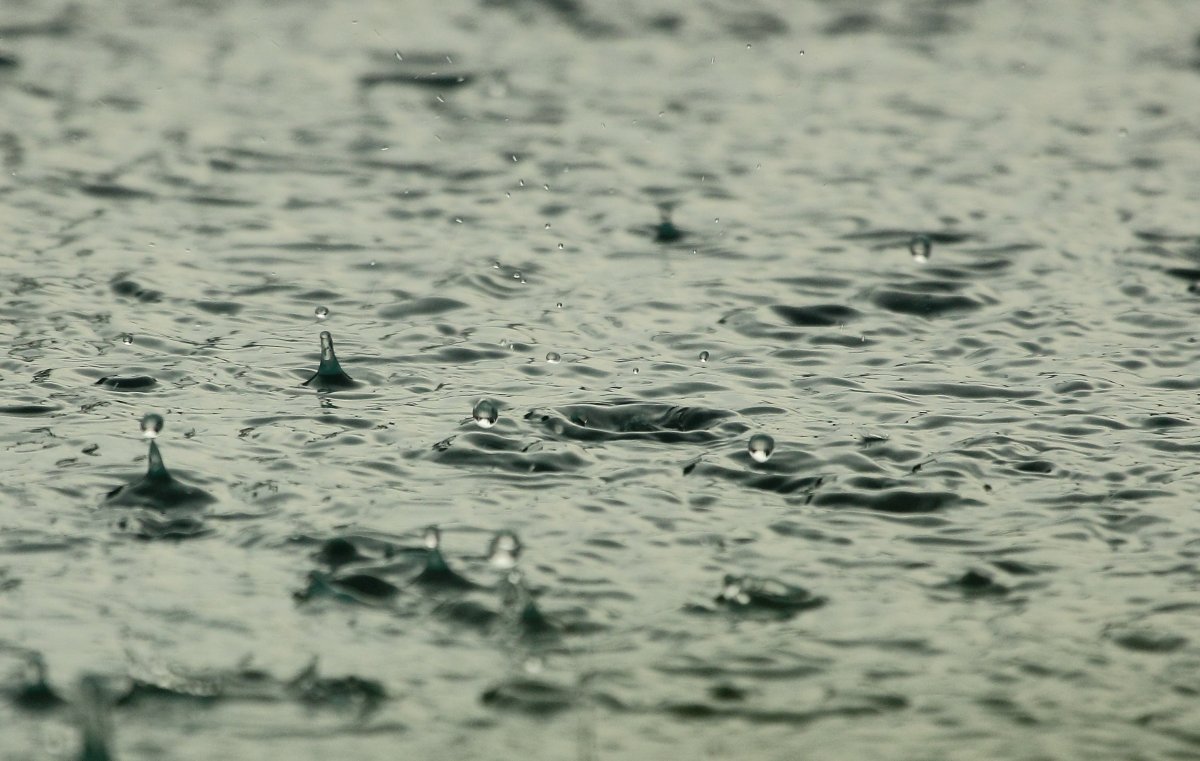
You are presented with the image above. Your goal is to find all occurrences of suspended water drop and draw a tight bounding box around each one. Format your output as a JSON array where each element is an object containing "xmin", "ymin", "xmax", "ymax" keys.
[
  {"xmin": 632, "ymin": 367, "xmax": 639, "ymax": 374},
  {"xmin": 512, "ymin": 271, "xmax": 522, "ymax": 279},
  {"xmin": 909, "ymin": 235, "xmax": 932, "ymax": 263},
  {"xmin": 472, "ymin": 398, "xmax": 500, "ymax": 428},
  {"xmin": 314, "ymin": 306, "xmax": 330, "ymax": 321},
  {"xmin": 140, "ymin": 413, "xmax": 164, "ymax": 439},
  {"xmin": 557, "ymin": 242, "xmax": 564, "ymax": 250},
  {"xmin": 544, "ymin": 223, "xmax": 551, "ymax": 230},
  {"xmin": 120, "ymin": 333, "xmax": 133, "ymax": 345},
  {"xmin": 488, "ymin": 531, "xmax": 522, "ymax": 569},
  {"xmin": 555, "ymin": 302, "xmax": 563, "ymax": 309},
  {"xmin": 545, "ymin": 352, "xmax": 561, "ymax": 364},
  {"xmin": 423, "ymin": 525, "xmax": 441, "ymax": 550},
  {"xmin": 699, "ymin": 350, "xmax": 710, "ymax": 363},
  {"xmin": 748, "ymin": 433, "xmax": 775, "ymax": 463}
]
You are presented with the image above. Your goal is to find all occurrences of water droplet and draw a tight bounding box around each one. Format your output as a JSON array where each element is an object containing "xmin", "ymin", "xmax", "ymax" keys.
[
  {"xmin": 120, "ymin": 333, "xmax": 133, "ymax": 345},
  {"xmin": 555, "ymin": 302, "xmax": 563, "ymax": 309},
  {"xmin": 699, "ymin": 351, "xmax": 710, "ymax": 363},
  {"xmin": 512, "ymin": 271, "xmax": 522, "ymax": 279},
  {"xmin": 423, "ymin": 525, "xmax": 441, "ymax": 550},
  {"xmin": 545, "ymin": 352, "xmax": 561, "ymax": 364},
  {"xmin": 542, "ymin": 184, "xmax": 550, "ymax": 191},
  {"xmin": 488, "ymin": 531, "xmax": 522, "ymax": 569},
  {"xmin": 909, "ymin": 235, "xmax": 932, "ymax": 263},
  {"xmin": 544, "ymin": 223, "xmax": 551, "ymax": 230},
  {"xmin": 632, "ymin": 367, "xmax": 639, "ymax": 374},
  {"xmin": 748, "ymin": 433, "xmax": 775, "ymax": 463},
  {"xmin": 472, "ymin": 399, "xmax": 500, "ymax": 429},
  {"xmin": 746, "ymin": 43, "xmax": 752, "ymax": 49},
  {"xmin": 140, "ymin": 413, "xmax": 164, "ymax": 439},
  {"xmin": 314, "ymin": 306, "xmax": 330, "ymax": 321},
  {"xmin": 557, "ymin": 242, "xmax": 564, "ymax": 250}
]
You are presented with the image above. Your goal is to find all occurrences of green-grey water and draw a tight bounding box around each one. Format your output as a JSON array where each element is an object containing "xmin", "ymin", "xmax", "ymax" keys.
[{"xmin": 3, "ymin": 1, "xmax": 1200, "ymax": 758}]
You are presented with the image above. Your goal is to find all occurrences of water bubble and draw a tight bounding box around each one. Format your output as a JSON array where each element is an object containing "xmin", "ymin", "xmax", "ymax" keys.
[
  {"xmin": 557, "ymin": 242, "xmax": 564, "ymax": 250},
  {"xmin": 513, "ymin": 271, "xmax": 522, "ymax": 279},
  {"xmin": 314, "ymin": 306, "xmax": 330, "ymax": 321},
  {"xmin": 140, "ymin": 413, "xmax": 164, "ymax": 439},
  {"xmin": 472, "ymin": 398, "xmax": 500, "ymax": 429},
  {"xmin": 120, "ymin": 333, "xmax": 133, "ymax": 345},
  {"xmin": 748, "ymin": 433, "xmax": 775, "ymax": 463},
  {"xmin": 909, "ymin": 235, "xmax": 932, "ymax": 263},
  {"xmin": 423, "ymin": 525, "xmax": 441, "ymax": 550},
  {"xmin": 488, "ymin": 531, "xmax": 522, "ymax": 569},
  {"xmin": 699, "ymin": 351, "xmax": 710, "ymax": 363},
  {"xmin": 555, "ymin": 302, "xmax": 563, "ymax": 309},
  {"xmin": 545, "ymin": 352, "xmax": 561, "ymax": 364},
  {"xmin": 632, "ymin": 367, "xmax": 639, "ymax": 374}
]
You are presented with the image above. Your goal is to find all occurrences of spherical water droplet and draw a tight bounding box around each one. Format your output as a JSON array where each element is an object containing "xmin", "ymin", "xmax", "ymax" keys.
[
  {"xmin": 544, "ymin": 223, "xmax": 551, "ymax": 230},
  {"xmin": 555, "ymin": 302, "xmax": 563, "ymax": 309},
  {"xmin": 472, "ymin": 398, "xmax": 500, "ymax": 429},
  {"xmin": 314, "ymin": 306, "xmax": 330, "ymax": 321},
  {"xmin": 513, "ymin": 271, "xmax": 522, "ymax": 279},
  {"xmin": 699, "ymin": 351, "xmax": 710, "ymax": 363},
  {"xmin": 546, "ymin": 352, "xmax": 561, "ymax": 364},
  {"xmin": 488, "ymin": 531, "xmax": 522, "ymax": 569},
  {"xmin": 121, "ymin": 333, "xmax": 133, "ymax": 345},
  {"xmin": 140, "ymin": 413, "xmax": 164, "ymax": 439},
  {"xmin": 632, "ymin": 367, "xmax": 639, "ymax": 374},
  {"xmin": 557, "ymin": 242, "xmax": 564, "ymax": 250},
  {"xmin": 748, "ymin": 433, "xmax": 775, "ymax": 463},
  {"xmin": 423, "ymin": 525, "xmax": 441, "ymax": 550},
  {"xmin": 909, "ymin": 235, "xmax": 932, "ymax": 263}
]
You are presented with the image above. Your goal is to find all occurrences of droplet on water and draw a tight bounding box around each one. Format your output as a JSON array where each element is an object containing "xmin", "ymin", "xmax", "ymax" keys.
[
  {"xmin": 555, "ymin": 302, "xmax": 563, "ymax": 309},
  {"xmin": 423, "ymin": 525, "xmax": 441, "ymax": 550},
  {"xmin": 140, "ymin": 413, "xmax": 164, "ymax": 439},
  {"xmin": 121, "ymin": 333, "xmax": 133, "ymax": 345},
  {"xmin": 909, "ymin": 235, "xmax": 932, "ymax": 263},
  {"xmin": 545, "ymin": 352, "xmax": 561, "ymax": 364},
  {"xmin": 314, "ymin": 306, "xmax": 330, "ymax": 321},
  {"xmin": 488, "ymin": 531, "xmax": 522, "ymax": 570},
  {"xmin": 472, "ymin": 398, "xmax": 500, "ymax": 429},
  {"xmin": 748, "ymin": 433, "xmax": 775, "ymax": 463},
  {"xmin": 699, "ymin": 351, "xmax": 710, "ymax": 363}
]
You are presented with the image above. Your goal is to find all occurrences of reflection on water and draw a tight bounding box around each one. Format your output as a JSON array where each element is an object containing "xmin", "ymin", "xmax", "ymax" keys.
[{"xmin": 3, "ymin": 0, "xmax": 1200, "ymax": 758}]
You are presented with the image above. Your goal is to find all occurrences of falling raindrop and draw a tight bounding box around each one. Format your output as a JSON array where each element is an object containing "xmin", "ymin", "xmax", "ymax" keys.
[
  {"xmin": 555, "ymin": 302, "xmax": 563, "ymax": 309},
  {"xmin": 748, "ymin": 433, "xmax": 775, "ymax": 463},
  {"xmin": 140, "ymin": 413, "xmax": 164, "ymax": 439},
  {"xmin": 120, "ymin": 333, "xmax": 133, "ymax": 345},
  {"xmin": 699, "ymin": 351, "xmax": 710, "ymax": 363},
  {"xmin": 545, "ymin": 352, "xmax": 561, "ymax": 364},
  {"xmin": 472, "ymin": 399, "xmax": 500, "ymax": 429},
  {"xmin": 314, "ymin": 306, "xmax": 330, "ymax": 321},
  {"xmin": 909, "ymin": 235, "xmax": 932, "ymax": 263}
]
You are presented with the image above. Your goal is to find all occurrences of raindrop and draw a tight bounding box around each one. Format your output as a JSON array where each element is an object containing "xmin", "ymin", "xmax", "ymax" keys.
[
  {"xmin": 555, "ymin": 302, "xmax": 564, "ymax": 309},
  {"xmin": 699, "ymin": 350, "xmax": 710, "ymax": 363},
  {"xmin": 545, "ymin": 352, "xmax": 561, "ymax": 364},
  {"xmin": 423, "ymin": 525, "xmax": 441, "ymax": 550},
  {"xmin": 632, "ymin": 367, "xmax": 639, "ymax": 374},
  {"xmin": 557, "ymin": 242, "xmax": 564, "ymax": 250},
  {"xmin": 488, "ymin": 531, "xmax": 522, "ymax": 569},
  {"xmin": 544, "ymin": 223, "xmax": 551, "ymax": 230},
  {"xmin": 748, "ymin": 433, "xmax": 775, "ymax": 463},
  {"xmin": 513, "ymin": 271, "xmax": 522, "ymax": 279},
  {"xmin": 140, "ymin": 413, "xmax": 164, "ymax": 439},
  {"xmin": 472, "ymin": 399, "xmax": 500, "ymax": 429},
  {"xmin": 120, "ymin": 333, "xmax": 133, "ymax": 345},
  {"xmin": 909, "ymin": 235, "xmax": 932, "ymax": 263},
  {"xmin": 314, "ymin": 306, "xmax": 330, "ymax": 321}
]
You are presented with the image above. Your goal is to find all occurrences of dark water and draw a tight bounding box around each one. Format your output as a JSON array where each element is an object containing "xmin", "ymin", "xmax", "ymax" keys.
[{"xmin": 3, "ymin": 0, "xmax": 1200, "ymax": 758}]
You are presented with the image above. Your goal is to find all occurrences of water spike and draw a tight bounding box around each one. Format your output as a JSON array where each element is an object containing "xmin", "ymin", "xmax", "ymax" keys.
[
  {"xmin": 145, "ymin": 440, "xmax": 169, "ymax": 480},
  {"xmin": 304, "ymin": 331, "xmax": 358, "ymax": 390},
  {"xmin": 413, "ymin": 527, "xmax": 476, "ymax": 590},
  {"xmin": 76, "ymin": 675, "xmax": 115, "ymax": 761}
]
